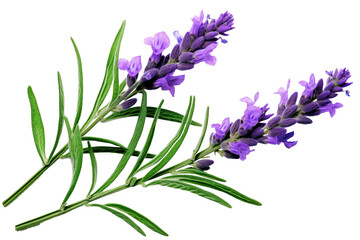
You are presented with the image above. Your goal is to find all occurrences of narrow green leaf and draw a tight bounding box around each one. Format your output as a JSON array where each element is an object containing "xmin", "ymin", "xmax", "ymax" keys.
[
  {"xmin": 27, "ymin": 86, "xmax": 47, "ymax": 165},
  {"xmin": 81, "ymin": 20, "xmax": 126, "ymax": 131},
  {"xmin": 64, "ymin": 117, "xmax": 72, "ymax": 140},
  {"xmin": 61, "ymin": 125, "xmax": 83, "ymax": 209},
  {"xmin": 141, "ymin": 97, "xmax": 196, "ymax": 182},
  {"xmin": 146, "ymin": 179, "xmax": 231, "ymax": 208},
  {"xmin": 81, "ymin": 136, "xmax": 126, "ymax": 148},
  {"xmin": 192, "ymin": 106, "xmax": 209, "ymax": 157},
  {"xmin": 82, "ymin": 136, "xmax": 154, "ymax": 158},
  {"xmin": 177, "ymin": 168, "xmax": 226, "ymax": 182},
  {"xmin": 61, "ymin": 146, "xmax": 155, "ymax": 159},
  {"xmin": 94, "ymin": 90, "xmax": 147, "ymax": 194},
  {"xmin": 86, "ymin": 141, "xmax": 97, "ymax": 197},
  {"xmin": 106, "ymin": 203, "xmax": 168, "ymax": 236},
  {"xmin": 49, "ymin": 72, "xmax": 65, "ymax": 160},
  {"xmin": 127, "ymin": 100, "xmax": 164, "ymax": 182},
  {"xmin": 90, "ymin": 204, "xmax": 146, "ymax": 236},
  {"xmin": 163, "ymin": 175, "xmax": 262, "ymax": 206},
  {"xmin": 135, "ymin": 97, "xmax": 193, "ymax": 174},
  {"xmin": 111, "ymin": 22, "xmax": 126, "ymax": 103},
  {"xmin": 102, "ymin": 106, "xmax": 202, "ymax": 126},
  {"xmin": 70, "ymin": 38, "xmax": 83, "ymax": 131}
]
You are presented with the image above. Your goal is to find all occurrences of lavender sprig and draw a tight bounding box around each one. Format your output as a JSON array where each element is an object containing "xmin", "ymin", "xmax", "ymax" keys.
[
  {"xmin": 119, "ymin": 10, "xmax": 234, "ymax": 96},
  {"xmin": 3, "ymin": 8, "xmax": 353, "ymax": 238},
  {"xmin": 209, "ymin": 68, "xmax": 352, "ymax": 161}
]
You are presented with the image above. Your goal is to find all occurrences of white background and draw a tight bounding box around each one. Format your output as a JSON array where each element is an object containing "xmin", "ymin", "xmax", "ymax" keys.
[{"xmin": 1, "ymin": 0, "xmax": 359, "ymax": 239}]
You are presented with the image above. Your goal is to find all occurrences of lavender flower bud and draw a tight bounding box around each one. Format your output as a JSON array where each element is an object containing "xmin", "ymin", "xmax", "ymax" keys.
[
  {"xmin": 179, "ymin": 52, "xmax": 194, "ymax": 63},
  {"xmin": 328, "ymin": 93, "xmax": 338, "ymax": 98},
  {"xmin": 286, "ymin": 92, "xmax": 298, "ymax": 107},
  {"xmin": 279, "ymin": 118, "xmax": 297, "ymax": 127},
  {"xmin": 314, "ymin": 78, "xmax": 323, "ymax": 95},
  {"xmin": 195, "ymin": 159, "xmax": 214, "ymax": 171},
  {"xmin": 282, "ymin": 105, "xmax": 298, "ymax": 118},
  {"xmin": 296, "ymin": 115, "xmax": 312, "ymax": 124},
  {"xmin": 191, "ymin": 36, "xmax": 205, "ymax": 51},
  {"xmin": 317, "ymin": 90, "xmax": 330, "ymax": 100},
  {"xmin": 198, "ymin": 26, "xmax": 206, "ymax": 37},
  {"xmin": 250, "ymin": 127, "xmax": 264, "ymax": 138},
  {"xmin": 177, "ymin": 63, "xmax": 194, "ymax": 70},
  {"xmin": 239, "ymin": 138, "xmax": 258, "ymax": 146},
  {"xmin": 299, "ymin": 96, "xmax": 311, "ymax": 105},
  {"xmin": 304, "ymin": 109, "xmax": 320, "ymax": 116},
  {"xmin": 302, "ymin": 102, "xmax": 319, "ymax": 113},
  {"xmin": 266, "ymin": 116, "xmax": 281, "ymax": 129},
  {"xmin": 317, "ymin": 99, "xmax": 332, "ymax": 106},
  {"xmin": 269, "ymin": 127, "xmax": 287, "ymax": 137},
  {"xmin": 181, "ymin": 32, "xmax": 191, "ymax": 51},
  {"xmin": 205, "ymin": 31, "xmax": 219, "ymax": 40},
  {"xmin": 114, "ymin": 98, "xmax": 137, "ymax": 111},
  {"xmin": 141, "ymin": 68, "xmax": 158, "ymax": 81},
  {"xmin": 324, "ymin": 81, "xmax": 335, "ymax": 91},
  {"xmin": 230, "ymin": 119, "xmax": 241, "ymax": 136},
  {"xmin": 170, "ymin": 44, "xmax": 180, "ymax": 60},
  {"xmin": 159, "ymin": 63, "xmax": 178, "ymax": 76},
  {"xmin": 332, "ymin": 86, "xmax": 343, "ymax": 92},
  {"xmin": 207, "ymin": 19, "xmax": 216, "ymax": 31}
]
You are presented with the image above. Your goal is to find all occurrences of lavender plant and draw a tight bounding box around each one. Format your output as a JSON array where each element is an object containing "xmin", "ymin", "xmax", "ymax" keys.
[{"xmin": 2, "ymin": 10, "xmax": 352, "ymax": 237}]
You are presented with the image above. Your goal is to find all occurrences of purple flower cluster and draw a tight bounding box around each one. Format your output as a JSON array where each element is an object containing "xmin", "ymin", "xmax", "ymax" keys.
[
  {"xmin": 210, "ymin": 68, "xmax": 352, "ymax": 162},
  {"xmin": 118, "ymin": 11, "xmax": 234, "ymax": 97}
]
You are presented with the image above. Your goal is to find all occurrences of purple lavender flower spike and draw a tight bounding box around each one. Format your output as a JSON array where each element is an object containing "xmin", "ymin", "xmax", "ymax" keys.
[
  {"xmin": 299, "ymin": 73, "xmax": 316, "ymax": 98},
  {"xmin": 275, "ymin": 79, "xmax": 290, "ymax": 106},
  {"xmin": 195, "ymin": 159, "xmax": 214, "ymax": 171},
  {"xmin": 153, "ymin": 72, "xmax": 185, "ymax": 97},
  {"xmin": 209, "ymin": 68, "xmax": 351, "ymax": 164},
  {"xmin": 229, "ymin": 142, "xmax": 254, "ymax": 161},
  {"xmin": 211, "ymin": 117, "xmax": 231, "ymax": 141},
  {"xmin": 144, "ymin": 32, "xmax": 170, "ymax": 62},
  {"xmin": 118, "ymin": 56, "xmax": 142, "ymax": 77}
]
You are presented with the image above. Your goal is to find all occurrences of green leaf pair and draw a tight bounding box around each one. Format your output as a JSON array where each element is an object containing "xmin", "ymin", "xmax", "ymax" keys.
[
  {"xmin": 27, "ymin": 71, "xmax": 65, "ymax": 165},
  {"xmin": 90, "ymin": 203, "xmax": 168, "ymax": 236}
]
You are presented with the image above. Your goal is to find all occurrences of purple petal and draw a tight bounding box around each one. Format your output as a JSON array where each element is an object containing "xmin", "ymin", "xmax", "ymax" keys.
[{"xmin": 117, "ymin": 58, "xmax": 129, "ymax": 70}]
